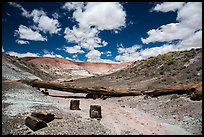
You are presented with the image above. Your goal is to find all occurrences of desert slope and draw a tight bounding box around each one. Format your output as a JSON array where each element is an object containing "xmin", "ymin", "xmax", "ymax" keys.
[{"xmin": 71, "ymin": 48, "xmax": 202, "ymax": 90}]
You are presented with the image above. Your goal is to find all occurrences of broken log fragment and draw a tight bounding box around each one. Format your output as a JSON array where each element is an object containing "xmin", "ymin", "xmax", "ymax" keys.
[
  {"xmin": 100, "ymin": 95, "xmax": 110, "ymax": 100},
  {"xmin": 41, "ymin": 90, "xmax": 49, "ymax": 96},
  {"xmin": 93, "ymin": 94, "xmax": 100, "ymax": 99},
  {"xmin": 90, "ymin": 105, "xmax": 102, "ymax": 119},
  {"xmin": 86, "ymin": 93, "xmax": 93, "ymax": 98},
  {"xmin": 70, "ymin": 100, "xmax": 80, "ymax": 110},
  {"xmin": 146, "ymin": 89, "xmax": 187, "ymax": 97},
  {"xmin": 146, "ymin": 82, "xmax": 202, "ymax": 100},
  {"xmin": 190, "ymin": 84, "xmax": 202, "ymax": 101},
  {"xmin": 25, "ymin": 116, "xmax": 47, "ymax": 131},
  {"xmin": 31, "ymin": 112, "xmax": 55, "ymax": 123}
]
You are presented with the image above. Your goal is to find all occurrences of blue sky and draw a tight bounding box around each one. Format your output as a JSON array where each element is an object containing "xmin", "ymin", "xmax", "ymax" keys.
[{"xmin": 2, "ymin": 2, "xmax": 202, "ymax": 62}]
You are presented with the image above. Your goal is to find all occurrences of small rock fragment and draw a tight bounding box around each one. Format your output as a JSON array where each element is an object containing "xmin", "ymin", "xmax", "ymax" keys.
[{"xmin": 31, "ymin": 112, "xmax": 55, "ymax": 123}]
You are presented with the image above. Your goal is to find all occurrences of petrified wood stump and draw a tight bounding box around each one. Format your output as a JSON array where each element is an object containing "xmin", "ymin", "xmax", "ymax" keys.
[
  {"xmin": 31, "ymin": 112, "xmax": 55, "ymax": 123},
  {"xmin": 25, "ymin": 116, "xmax": 47, "ymax": 131},
  {"xmin": 90, "ymin": 105, "xmax": 102, "ymax": 119},
  {"xmin": 70, "ymin": 100, "xmax": 80, "ymax": 110}
]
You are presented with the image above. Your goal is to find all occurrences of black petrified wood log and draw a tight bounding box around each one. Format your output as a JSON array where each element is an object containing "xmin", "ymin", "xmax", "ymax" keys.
[{"xmin": 25, "ymin": 116, "xmax": 47, "ymax": 131}]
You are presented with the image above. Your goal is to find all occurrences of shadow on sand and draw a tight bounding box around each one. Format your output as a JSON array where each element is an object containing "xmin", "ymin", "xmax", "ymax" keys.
[{"xmin": 48, "ymin": 94, "xmax": 87, "ymax": 99}]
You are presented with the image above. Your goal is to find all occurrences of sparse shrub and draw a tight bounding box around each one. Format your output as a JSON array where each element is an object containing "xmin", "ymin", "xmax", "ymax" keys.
[
  {"xmin": 186, "ymin": 70, "xmax": 190, "ymax": 74},
  {"xmin": 180, "ymin": 66, "xmax": 186, "ymax": 70},
  {"xmin": 170, "ymin": 94, "xmax": 180, "ymax": 100},
  {"xmin": 144, "ymin": 95, "xmax": 150, "ymax": 100},
  {"xmin": 172, "ymin": 73, "xmax": 176, "ymax": 76},
  {"xmin": 167, "ymin": 60, "xmax": 174, "ymax": 65},
  {"xmin": 116, "ymin": 76, "xmax": 122, "ymax": 79},
  {"xmin": 31, "ymin": 63, "xmax": 35, "ymax": 67},
  {"xmin": 196, "ymin": 66, "xmax": 201, "ymax": 71},
  {"xmin": 160, "ymin": 66, "xmax": 164, "ymax": 70},
  {"xmin": 162, "ymin": 79, "xmax": 166, "ymax": 82},
  {"xmin": 160, "ymin": 71, "xmax": 164, "ymax": 75},
  {"xmin": 193, "ymin": 73, "xmax": 197, "ymax": 77},
  {"xmin": 182, "ymin": 57, "xmax": 189, "ymax": 62},
  {"xmin": 156, "ymin": 59, "xmax": 162, "ymax": 65}
]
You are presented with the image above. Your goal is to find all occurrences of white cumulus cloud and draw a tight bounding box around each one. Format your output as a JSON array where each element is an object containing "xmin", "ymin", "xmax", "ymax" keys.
[
  {"xmin": 104, "ymin": 51, "xmax": 112, "ymax": 57},
  {"xmin": 52, "ymin": 12, "xmax": 60, "ymax": 19},
  {"xmin": 15, "ymin": 25, "xmax": 47, "ymax": 41},
  {"xmin": 64, "ymin": 26, "xmax": 107, "ymax": 50},
  {"xmin": 37, "ymin": 15, "xmax": 61, "ymax": 34},
  {"xmin": 142, "ymin": 2, "xmax": 202, "ymax": 45},
  {"xmin": 115, "ymin": 44, "xmax": 142, "ymax": 62},
  {"xmin": 43, "ymin": 53, "xmax": 63, "ymax": 58},
  {"xmin": 85, "ymin": 49, "xmax": 117, "ymax": 63},
  {"xmin": 30, "ymin": 9, "xmax": 61, "ymax": 35},
  {"xmin": 85, "ymin": 49, "xmax": 101, "ymax": 61},
  {"xmin": 115, "ymin": 53, "xmax": 141, "ymax": 62},
  {"xmin": 73, "ymin": 2, "xmax": 126, "ymax": 30},
  {"xmin": 115, "ymin": 36, "xmax": 202, "ymax": 62},
  {"xmin": 9, "ymin": 3, "xmax": 61, "ymax": 35},
  {"xmin": 2, "ymin": 46, "xmax": 5, "ymax": 52},
  {"xmin": 118, "ymin": 44, "xmax": 141, "ymax": 54},
  {"xmin": 138, "ymin": 2, "xmax": 202, "ymax": 61},
  {"xmin": 139, "ymin": 44, "xmax": 175, "ymax": 59},
  {"xmin": 63, "ymin": 2, "xmax": 127, "ymax": 62},
  {"xmin": 65, "ymin": 45, "xmax": 85, "ymax": 54},
  {"xmin": 85, "ymin": 49, "xmax": 116, "ymax": 63},
  {"xmin": 42, "ymin": 50, "xmax": 64, "ymax": 58},
  {"xmin": 176, "ymin": 30, "xmax": 202, "ymax": 50},
  {"xmin": 141, "ymin": 23, "xmax": 195, "ymax": 44},
  {"xmin": 152, "ymin": 2, "xmax": 185, "ymax": 12},
  {"xmin": 6, "ymin": 51, "xmax": 39, "ymax": 58},
  {"xmin": 8, "ymin": 2, "xmax": 31, "ymax": 18},
  {"xmin": 176, "ymin": 2, "xmax": 202, "ymax": 31},
  {"xmin": 62, "ymin": 2, "xmax": 85, "ymax": 11},
  {"xmin": 30, "ymin": 9, "xmax": 46, "ymax": 23},
  {"xmin": 6, "ymin": 51, "xmax": 64, "ymax": 59},
  {"xmin": 16, "ymin": 39, "xmax": 30, "ymax": 44},
  {"xmin": 115, "ymin": 44, "xmax": 176, "ymax": 62}
]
